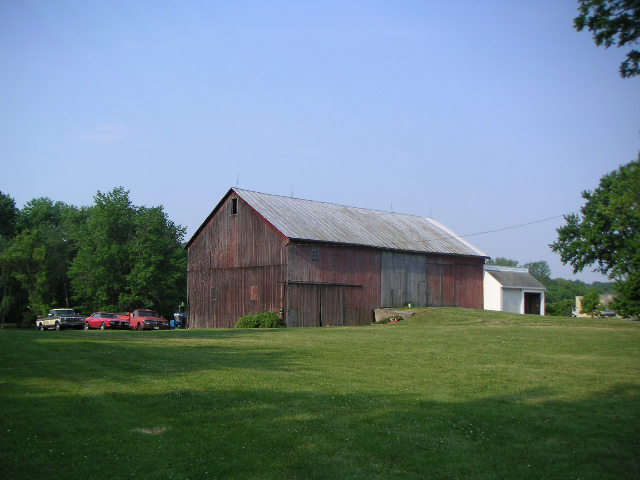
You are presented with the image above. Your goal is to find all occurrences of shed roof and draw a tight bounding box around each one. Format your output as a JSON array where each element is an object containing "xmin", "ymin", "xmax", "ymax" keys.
[
  {"xmin": 189, "ymin": 188, "xmax": 486, "ymax": 257},
  {"xmin": 485, "ymin": 266, "xmax": 546, "ymax": 289}
]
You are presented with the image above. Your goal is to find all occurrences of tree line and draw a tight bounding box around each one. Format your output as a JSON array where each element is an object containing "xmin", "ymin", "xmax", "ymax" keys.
[{"xmin": 0, "ymin": 187, "xmax": 187, "ymax": 327}]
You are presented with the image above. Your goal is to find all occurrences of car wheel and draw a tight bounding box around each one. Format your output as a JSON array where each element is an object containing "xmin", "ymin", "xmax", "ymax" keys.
[
  {"xmin": 55, "ymin": 322, "xmax": 60, "ymax": 331},
  {"xmin": 38, "ymin": 323, "xmax": 44, "ymax": 331},
  {"xmin": 137, "ymin": 322, "xmax": 144, "ymax": 331},
  {"xmin": 100, "ymin": 322, "xmax": 106, "ymax": 330},
  {"xmin": 84, "ymin": 322, "xmax": 90, "ymax": 330}
]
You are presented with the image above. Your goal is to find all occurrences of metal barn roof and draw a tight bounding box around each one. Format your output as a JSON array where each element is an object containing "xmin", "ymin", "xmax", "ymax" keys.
[{"xmin": 234, "ymin": 189, "xmax": 486, "ymax": 257}]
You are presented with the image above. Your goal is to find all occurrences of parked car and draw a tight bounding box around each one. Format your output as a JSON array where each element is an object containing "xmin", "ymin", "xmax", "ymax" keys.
[
  {"xmin": 84, "ymin": 312, "xmax": 130, "ymax": 330},
  {"xmin": 126, "ymin": 309, "xmax": 170, "ymax": 330},
  {"xmin": 35, "ymin": 309, "xmax": 85, "ymax": 331}
]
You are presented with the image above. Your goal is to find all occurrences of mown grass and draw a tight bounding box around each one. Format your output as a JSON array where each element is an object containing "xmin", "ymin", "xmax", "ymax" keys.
[{"xmin": 1, "ymin": 308, "xmax": 638, "ymax": 479}]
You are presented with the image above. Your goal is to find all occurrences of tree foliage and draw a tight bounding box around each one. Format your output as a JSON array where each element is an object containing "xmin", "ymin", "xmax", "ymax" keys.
[
  {"xmin": 69, "ymin": 187, "xmax": 186, "ymax": 317},
  {"xmin": 581, "ymin": 289, "xmax": 602, "ymax": 315},
  {"xmin": 486, "ymin": 257, "xmax": 519, "ymax": 267},
  {"xmin": 2, "ymin": 198, "xmax": 84, "ymax": 324},
  {"xmin": 0, "ymin": 191, "xmax": 18, "ymax": 239},
  {"xmin": 551, "ymin": 157, "xmax": 640, "ymax": 317},
  {"xmin": 574, "ymin": 0, "xmax": 640, "ymax": 78},
  {"xmin": 0, "ymin": 192, "xmax": 20, "ymax": 327},
  {"xmin": 545, "ymin": 298, "xmax": 575, "ymax": 317},
  {"xmin": 523, "ymin": 260, "xmax": 551, "ymax": 285},
  {"xmin": 0, "ymin": 187, "xmax": 187, "ymax": 325}
]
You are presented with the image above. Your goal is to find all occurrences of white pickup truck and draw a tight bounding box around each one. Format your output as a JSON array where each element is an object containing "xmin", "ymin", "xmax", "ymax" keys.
[{"xmin": 35, "ymin": 309, "xmax": 85, "ymax": 331}]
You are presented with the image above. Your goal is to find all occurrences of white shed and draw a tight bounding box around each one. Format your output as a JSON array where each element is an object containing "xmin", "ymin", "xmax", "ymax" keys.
[{"xmin": 483, "ymin": 265, "xmax": 546, "ymax": 315}]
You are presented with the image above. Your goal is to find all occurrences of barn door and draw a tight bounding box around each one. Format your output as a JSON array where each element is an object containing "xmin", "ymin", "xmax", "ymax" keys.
[
  {"xmin": 286, "ymin": 284, "xmax": 320, "ymax": 327},
  {"xmin": 286, "ymin": 284, "xmax": 345, "ymax": 327},
  {"xmin": 320, "ymin": 286, "xmax": 344, "ymax": 326},
  {"xmin": 417, "ymin": 281, "xmax": 428, "ymax": 307}
]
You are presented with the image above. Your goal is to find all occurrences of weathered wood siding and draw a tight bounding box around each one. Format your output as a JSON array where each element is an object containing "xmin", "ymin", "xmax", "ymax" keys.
[
  {"xmin": 286, "ymin": 244, "xmax": 381, "ymax": 326},
  {"xmin": 381, "ymin": 252, "xmax": 484, "ymax": 308},
  {"xmin": 187, "ymin": 194, "xmax": 287, "ymax": 328}
]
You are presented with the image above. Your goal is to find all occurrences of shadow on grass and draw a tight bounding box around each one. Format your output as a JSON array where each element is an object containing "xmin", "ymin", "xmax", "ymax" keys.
[
  {"xmin": 0, "ymin": 329, "xmax": 300, "ymax": 388},
  {"xmin": 1, "ymin": 381, "xmax": 638, "ymax": 480}
]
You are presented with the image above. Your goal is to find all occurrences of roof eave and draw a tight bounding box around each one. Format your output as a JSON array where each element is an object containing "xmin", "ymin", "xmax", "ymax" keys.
[{"xmin": 288, "ymin": 237, "xmax": 488, "ymax": 258}]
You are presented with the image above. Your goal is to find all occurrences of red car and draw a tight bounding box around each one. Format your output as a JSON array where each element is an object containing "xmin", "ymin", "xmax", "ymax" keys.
[
  {"xmin": 84, "ymin": 312, "xmax": 130, "ymax": 330},
  {"xmin": 127, "ymin": 309, "xmax": 169, "ymax": 331}
]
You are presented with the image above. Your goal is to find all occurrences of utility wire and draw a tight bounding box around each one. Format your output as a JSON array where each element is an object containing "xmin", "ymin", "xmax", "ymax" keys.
[
  {"xmin": 392, "ymin": 211, "xmax": 576, "ymax": 249},
  {"xmin": 458, "ymin": 213, "xmax": 572, "ymax": 239}
]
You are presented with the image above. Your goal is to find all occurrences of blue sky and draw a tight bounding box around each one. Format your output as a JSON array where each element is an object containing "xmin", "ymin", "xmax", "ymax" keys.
[{"xmin": 1, "ymin": 1, "xmax": 638, "ymax": 282}]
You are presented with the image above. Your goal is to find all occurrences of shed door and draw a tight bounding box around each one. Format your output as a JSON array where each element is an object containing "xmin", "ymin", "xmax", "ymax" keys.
[
  {"xmin": 524, "ymin": 292, "xmax": 541, "ymax": 315},
  {"xmin": 502, "ymin": 289, "xmax": 522, "ymax": 314}
]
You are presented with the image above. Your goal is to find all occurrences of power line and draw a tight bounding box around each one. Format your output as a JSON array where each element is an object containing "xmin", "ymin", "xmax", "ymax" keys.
[
  {"xmin": 458, "ymin": 213, "xmax": 573, "ymax": 239},
  {"xmin": 392, "ymin": 211, "xmax": 576, "ymax": 249}
]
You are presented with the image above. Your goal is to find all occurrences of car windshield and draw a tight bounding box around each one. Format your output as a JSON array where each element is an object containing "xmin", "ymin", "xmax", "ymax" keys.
[
  {"xmin": 137, "ymin": 310, "xmax": 158, "ymax": 317},
  {"xmin": 55, "ymin": 310, "xmax": 76, "ymax": 316},
  {"xmin": 97, "ymin": 313, "xmax": 118, "ymax": 318}
]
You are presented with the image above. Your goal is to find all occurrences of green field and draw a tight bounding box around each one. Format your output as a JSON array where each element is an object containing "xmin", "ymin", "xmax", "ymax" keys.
[{"xmin": 1, "ymin": 308, "xmax": 638, "ymax": 480}]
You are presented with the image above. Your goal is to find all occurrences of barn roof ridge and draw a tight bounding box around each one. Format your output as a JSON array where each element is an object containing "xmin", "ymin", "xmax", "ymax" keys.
[{"xmin": 232, "ymin": 187, "xmax": 434, "ymax": 220}]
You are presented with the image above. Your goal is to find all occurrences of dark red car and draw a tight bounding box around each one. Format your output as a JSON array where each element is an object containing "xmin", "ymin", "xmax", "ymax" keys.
[
  {"xmin": 84, "ymin": 312, "xmax": 130, "ymax": 330},
  {"xmin": 127, "ymin": 309, "xmax": 169, "ymax": 331}
]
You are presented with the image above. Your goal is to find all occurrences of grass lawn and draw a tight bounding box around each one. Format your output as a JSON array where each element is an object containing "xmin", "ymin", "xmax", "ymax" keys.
[{"xmin": 1, "ymin": 308, "xmax": 638, "ymax": 480}]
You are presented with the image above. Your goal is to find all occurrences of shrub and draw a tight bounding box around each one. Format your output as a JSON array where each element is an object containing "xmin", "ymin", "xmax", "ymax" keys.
[
  {"xmin": 546, "ymin": 299, "xmax": 575, "ymax": 316},
  {"xmin": 256, "ymin": 311, "xmax": 281, "ymax": 328},
  {"xmin": 235, "ymin": 315, "xmax": 261, "ymax": 328},
  {"xmin": 235, "ymin": 311, "xmax": 283, "ymax": 328}
]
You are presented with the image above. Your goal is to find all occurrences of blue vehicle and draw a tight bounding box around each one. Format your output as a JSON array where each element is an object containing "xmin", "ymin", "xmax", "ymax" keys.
[{"xmin": 171, "ymin": 313, "xmax": 186, "ymax": 329}]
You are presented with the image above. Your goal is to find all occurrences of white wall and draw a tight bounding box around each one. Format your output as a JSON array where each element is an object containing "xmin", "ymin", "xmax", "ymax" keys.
[{"xmin": 483, "ymin": 272, "xmax": 502, "ymax": 311}]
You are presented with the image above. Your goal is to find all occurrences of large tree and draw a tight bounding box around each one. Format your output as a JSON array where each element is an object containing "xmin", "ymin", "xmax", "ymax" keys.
[
  {"xmin": 70, "ymin": 187, "xmax": 186, "ymax": 317},
  {"xmin": 551, "ymin": 157, "xmax": 640, "ymax": 316},
  {"xmin": 486, "ymin": 257, "xmax": 519, "ymax": 267},
  {"xmin": 2, "ymin": 198, "xmax": 84, "ymax": 323},
  {"xmin": 523, "ymin": 260, "xmax": 551, "ymax": 285},
  {"xmin": 574, "ymin": 0, "xmax": 640, "ymax": 78},
  {"xmin": 0, "ymin": 192, "xmax": 19, "ymax": 327}
]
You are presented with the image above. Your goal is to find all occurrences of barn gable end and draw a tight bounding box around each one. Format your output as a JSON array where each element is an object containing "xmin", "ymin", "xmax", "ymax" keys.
[{"xmin": 187, "ymin": 191, "xmax": 288, "ymax": 328}]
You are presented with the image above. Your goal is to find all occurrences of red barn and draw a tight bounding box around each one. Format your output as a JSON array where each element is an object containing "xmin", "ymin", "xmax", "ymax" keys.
[{"xmin": 186, "ymin": 188, "xmax": 487, "ymax": 328}]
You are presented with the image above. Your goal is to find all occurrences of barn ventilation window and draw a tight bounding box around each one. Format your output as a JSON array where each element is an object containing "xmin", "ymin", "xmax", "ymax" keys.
[
  {"xmin": 231, "ymin": 198, "xmax": 238, "ymax": 215},
  {"xmin": 311, "ymin": 247, "xmax": 320, "ymax": 262}
]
